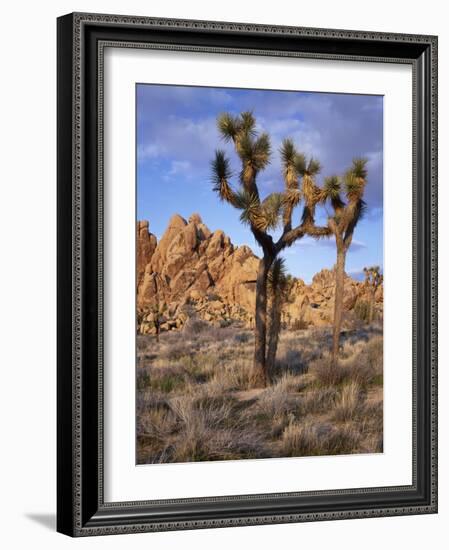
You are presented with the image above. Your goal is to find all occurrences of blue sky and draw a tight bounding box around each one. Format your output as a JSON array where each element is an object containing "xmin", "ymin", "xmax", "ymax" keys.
[{"xmin": 137, "ymin": 84, "xmax": 383, "ymax": 283}]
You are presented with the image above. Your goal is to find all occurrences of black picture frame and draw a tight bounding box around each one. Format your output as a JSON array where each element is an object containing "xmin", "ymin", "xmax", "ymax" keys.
[{"xmin": 57, "ymin": 12, "xmax": 438, "ymax": 537}]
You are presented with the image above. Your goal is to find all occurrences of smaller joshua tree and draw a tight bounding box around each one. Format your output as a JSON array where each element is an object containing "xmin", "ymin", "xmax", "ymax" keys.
[
  {"xmin": 266, "ymin": 258, "xmax": 289, "ymax": 378},
  {"xmin": 363, "ymin": 266, "xmax": 383, "ymax": 324},
  {"xmin": 150, "ymin": 302, "xmax": 167, "ymax": 343},
  {"xmin": 323, "ymin": 158, "xmax": 368, "ymax": 366}
]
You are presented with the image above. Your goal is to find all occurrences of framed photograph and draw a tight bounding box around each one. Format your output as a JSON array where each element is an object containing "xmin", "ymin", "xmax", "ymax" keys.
[{"xmin": 57, "ymin": 12, "xmax": 438, "ymax": 536}]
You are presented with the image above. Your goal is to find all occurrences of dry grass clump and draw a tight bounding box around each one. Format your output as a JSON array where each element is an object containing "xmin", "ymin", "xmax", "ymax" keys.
[
  {"xmin": 256, "ymin": 373, "xmax": 305, "ymax": 419},
  {"xmin": 309, "ymin": 336, "xmax": 383, "ymax": 389},
  {"xmin": 137, "ymin": 324, "xmax": 383, "ymax": 463},
  {"xmin": 298, "ymin": 386, "xmax": 338, "ymax": 416},
  {"xmin": 332, "ymin": 382, "xmax": 363, "ymax": 422},
  {"xmin": 145, "ymin": 394, "xmax": 267, "ymax": 462},
  {"xmin": 137, "ymin": 406, "xmax": 178, "ymax": 441},
  {"xmin": 274, "ymin": 348, "xmax": 308, "ymax": 375},
  {"xmin": 309, "ymin": 356, "xmax": 346, "ymax": 386},
  {"xmin": 137, "ymin": 365, "xmax": 187, "ymax": 393},
  {"xmin": 280, "ymin": 420, "xmax": 361, "ymax": 457}
]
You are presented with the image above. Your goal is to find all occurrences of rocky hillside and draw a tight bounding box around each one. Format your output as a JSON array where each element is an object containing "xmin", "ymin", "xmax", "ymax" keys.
[{"xmin": 137, "ymin": 214, "xmax": 383, "ymax": 335}]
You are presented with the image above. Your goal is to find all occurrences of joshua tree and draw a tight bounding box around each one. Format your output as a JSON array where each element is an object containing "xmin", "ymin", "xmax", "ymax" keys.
[
  {"xmin": 211, "ymin": 112, "xmax": 330, "ymax": 385},
  {"xmin": 266, "ymin": 258, "xmax": 289, "ymax": 377},
  {"xmin": 323, "ymin": 158, "xmax": 368, "ymax": 366},
  {"xmin": 150, "ymin": 302, "xmax": 167, "ymax": 343},
  {"xmin": 363, "ymin": 265, "xmax": 383, "ymax": 323}
]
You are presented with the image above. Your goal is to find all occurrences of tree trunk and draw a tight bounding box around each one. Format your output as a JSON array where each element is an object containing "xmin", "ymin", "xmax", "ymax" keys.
[
  {"xmin": 253, "ymin": 254, "xmax": 273, "ymax": 386},
  {"xmin": 332, "ymin": 248, "xmax": 346, "ymax": 366},
  {"xmin": 368, "ymin": 288, "xmax": 375, "ymax": 324},
  {"xmin": 266, "ymin": 290, "xmax": 282, "ymax": 381}
]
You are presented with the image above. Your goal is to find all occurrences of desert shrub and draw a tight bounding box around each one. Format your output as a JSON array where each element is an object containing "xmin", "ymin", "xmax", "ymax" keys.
[
  {"xmin": 234, "ymin": 332, "xmax": 251, "ymax": 344},
  {"xmin": 276, "ymin": 348, "xmax": 308, "ymax": 375},
  {"xmin": 354, "ymin": 300, "xmax": 370, "ymax": 322},
  {"xmin": 205, "ymin": 358, "xmax": 254, "ymax": 393},
  {"xmin": 364, "ymin": 336, "xmax": 383, "ymax": 373},
  {"xmin": 309, "ymin": 336, "xmax": 383, "ymax": 388},
  {"xmin": 137, "ymin": 406, "xmax": 178, "ymax": 441},
  {"xmin": 362, "ymin": 399, "xmax": 383, "ymax": 433},
  {"xmin": 298, "ymin": 387, "xmax": 338, "ymax": 415},
  {"xmin": 281, "ymin": 421, "xmax": 361, "ymax": 457},
  {"xmin": 257, "ymin": 374, "xmax": 300, "ymax": 418},
  {"xmin": 136, "ymin": 335, "xmax": 150, "ymax": 352},
  {"xmin": 183, "ymin": 318, "xmax": 210, "ymax": 336},
  {"xmin": 137, "ymin": 368, "xmax": 151, "ymax": 390},
  {"xmin": 150, "ymin": 372, "xmax": 186, "ymax": 393},
  {"xmin": 333, "ymin": 382, "xmax": 363, "ymax": 422},
  {"xmin": 163, "ymin": 394, "xmax": 266, "ymax": 462},
  {"xmin": 309, "ymin": 356, "xmax": 347, "ymax": 386},
  {"xmin": 160, "ymin": 342, "xmax": 193, "ymax": 361}
]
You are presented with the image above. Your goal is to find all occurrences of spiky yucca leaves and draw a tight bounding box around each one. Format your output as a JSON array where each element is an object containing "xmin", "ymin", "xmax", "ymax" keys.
[
  {"xmin": 217, "ymin": 112, "xmax": 241, "ymax": 142},
  {"xmin": 268, "ymin": 257, "xmax": 288, "ymax": 293},
  {"xmin": 217, "ymin": 112, "xmax": 271, "ymax": 199},
  {"xmin": 235, "ymin": 191, "xmax": 283, "ymax": 232},
  {"xmin": 235, "ymin": 190, "xmax": 266, "ymax": 230},
  {"xmin": 238, "ymin": 133, "xmax": 271, "ymax": 197},
  {"xmin": 267, "ymin": 258, "xmax": 289, "ymax": 377},
  {"xmin": 300, "ymin": 157, "xmax": 325, "ymax": 225},
  {"xmin": 344, "ymin": 158, "xmax": 368, "ymax": 202},
  {"xmin": 324, "ymin": 175, "xmax": 345, "ymax": 214},
  {"xmin": 260, "ymin": 193, "xmax": 284, "ymax": 231},
  {"xmin": 280, "ymin": 139, "xmax": 304, "ymax": 229},
  {"xmin": 211, "ymin": 150, "xmax": 238, "ymax": 206}
]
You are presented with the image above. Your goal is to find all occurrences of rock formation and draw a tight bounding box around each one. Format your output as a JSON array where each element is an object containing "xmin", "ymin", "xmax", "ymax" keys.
[{"xmin": 137, "ymin": 215, "xmax": 383, "ymax": 335}]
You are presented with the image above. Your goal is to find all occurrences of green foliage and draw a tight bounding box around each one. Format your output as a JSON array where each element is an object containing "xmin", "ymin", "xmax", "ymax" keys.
[
  {"xmin": 268, "ymin": 257, "xmax": 288, "ymax": 292},
  {"xmin": 260, "ymin": 192, "xmax": 284, "ymax": 230},
  {"xmin": 217, "ymin": 112, "xmax": 240, "ymax": 141},
  {"xmin": 306, "ymin": 157, "xmax": 321, "ymax": 175},
  {"xmin": 293, "ymin": 152, "xmax": 307, "ymax": 175},
  {"xmin": 151, "ymin": 373, "xmax": 186, "ymax": 393},
  {"xmin": 351, "ymin": 157, "xmax": 368, "ymax": 179},
  {"xmin": 280, "ymin": 138, "xmax": 297, "ymax": 165},
  {"xmin": 323, "ymin": 175, "xmax": 341, "ymax": 198},
  {"xmin": 211, "ymin": 149, "xmax": 232, "ymax": 186}
]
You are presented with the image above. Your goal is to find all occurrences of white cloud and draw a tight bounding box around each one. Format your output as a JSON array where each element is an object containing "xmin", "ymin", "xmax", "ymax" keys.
[
  {"xmin": 164, "ymin": 160, "xmax": 192, "ymax": 180},
  {"xmin": 137, "ymin": 143, "xmax": 165, "ymax": 162}
]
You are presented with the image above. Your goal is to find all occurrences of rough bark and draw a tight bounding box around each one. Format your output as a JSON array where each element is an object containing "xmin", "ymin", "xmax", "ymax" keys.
[
  {"xmin": 332, "ymin": 247, "xmax": 346, "ymax": 366},
  {"xmin": 266, "ymin": 289, "xmax": 282, "ymax": 380},
  {"xmin": 253, "ymin": 254, "xmax": 273, "ymax": 386}
]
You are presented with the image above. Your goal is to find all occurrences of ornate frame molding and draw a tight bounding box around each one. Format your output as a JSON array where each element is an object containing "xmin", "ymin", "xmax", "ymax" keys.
[{"xmin": 57, "ymin": 12, "xmax": 438, "ymax": 537}]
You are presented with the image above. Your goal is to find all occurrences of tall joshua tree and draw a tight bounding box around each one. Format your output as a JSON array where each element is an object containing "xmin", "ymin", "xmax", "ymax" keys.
[
  {"xmin": 323, "ymin": 158, "xmax": 368, "ymax": 366},
  {"xmin": 363, "ymin": 265, "xmax": 383, "ymax": 324},
  {"xmin": 211, "ymin": 112, "xmax": 330, "ymax": 385},
  {"xmin": 266, "ymin": 258, "xmax": 289, "ymax": 377}
]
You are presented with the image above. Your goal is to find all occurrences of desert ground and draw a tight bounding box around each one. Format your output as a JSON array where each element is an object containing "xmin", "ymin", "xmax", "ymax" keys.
[{"xmin": 136, "ymin": 321, "xmax": 383, "ymax": 464}]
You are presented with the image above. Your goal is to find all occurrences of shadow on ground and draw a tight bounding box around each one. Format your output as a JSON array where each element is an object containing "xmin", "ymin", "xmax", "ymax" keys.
[{"xmin": 25, "ymin": 513, "xmax": 56, "ymax": 531}]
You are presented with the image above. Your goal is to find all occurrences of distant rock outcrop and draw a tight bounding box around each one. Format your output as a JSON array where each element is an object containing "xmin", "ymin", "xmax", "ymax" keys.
[{"xmin": 136, "ymin": 215, "xmax": 383, "ymax": 334}]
